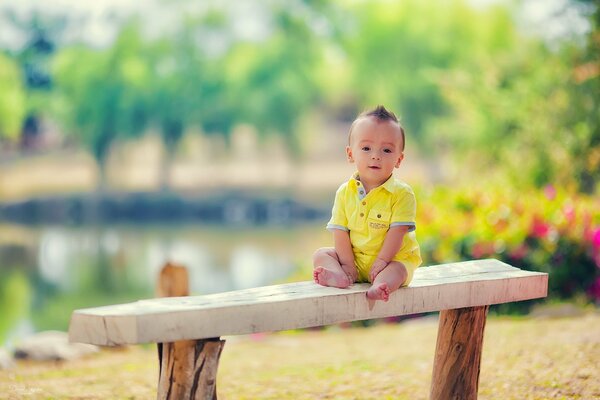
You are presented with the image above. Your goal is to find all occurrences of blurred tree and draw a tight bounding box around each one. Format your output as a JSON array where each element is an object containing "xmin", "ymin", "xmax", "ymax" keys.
[
  {"xmin": 147, "ymin": 11, "xmax": 236, "ymax": 191},
  {"xmin": 20, "ymin": 0, "xmax": 598, "ymax": 194},
  {"xmin": 146, "ymin": 38, "xmax": 189, "ymax": 192},
  {"xmin": 0, "ymin": 53, "xmax": 26, "ymax": 143},
  {"xmin": 570, "ymin": 0, "xmax": 599, "ymax": 192},
  {"xmin": 431, "ymin": 1, "xmax": 599, "ymax": 192},
  {"xmin": 225, "ymin": 5, "xmax": 321, "ymax": 156},
  {"xmin": 52, "ymin": 21, "xmax": 150, "ymax": 192},
  {"xmin": 2, "ymin": 11, "xmax": 66, "ymax": 150},
  {"xmin": 191, "ymin": 10, "xmax": 238, "ymax": 138},
  {"xmin": 338, "ymin": 0, "xmax": 492, "ymax": 143}
]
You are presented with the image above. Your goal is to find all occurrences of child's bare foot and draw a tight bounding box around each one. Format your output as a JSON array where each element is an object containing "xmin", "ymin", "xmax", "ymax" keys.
[
  {"xmin": 366, "ymin": 282, "xmax": 390, "ymax": 302},
  {"xmin": 313, "ymin": 267, "xmax": 351, "ymax": 288}
]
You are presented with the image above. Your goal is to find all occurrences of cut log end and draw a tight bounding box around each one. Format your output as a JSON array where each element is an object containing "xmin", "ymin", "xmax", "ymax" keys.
[{"xmin": 156, "ymin": 262, "xmax": 189, "ymax": 298}]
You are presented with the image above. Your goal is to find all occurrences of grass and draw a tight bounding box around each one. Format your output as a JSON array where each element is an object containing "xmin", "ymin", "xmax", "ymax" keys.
[{"xmin": 1, "ymin": 313, "xmax": 599, "ymax": 399}]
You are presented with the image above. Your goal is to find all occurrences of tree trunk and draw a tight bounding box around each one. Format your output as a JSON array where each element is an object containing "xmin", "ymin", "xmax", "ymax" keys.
[
  {"xmin": 430, "ymin": 306, "xmax": 489, "ymax": 400},
  {"xmin": 159, "ymin": 146, "xmax": 173, "ymax": 193}
]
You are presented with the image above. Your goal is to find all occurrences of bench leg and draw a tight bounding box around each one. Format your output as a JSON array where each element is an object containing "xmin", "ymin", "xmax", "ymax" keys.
[
  {"xmin": 157, "ymin": 337, "xmax": 226, "ymax": 400},
  {"xmin": 430, "ymin": 305, "xmax": 489, "ymax": 400}
]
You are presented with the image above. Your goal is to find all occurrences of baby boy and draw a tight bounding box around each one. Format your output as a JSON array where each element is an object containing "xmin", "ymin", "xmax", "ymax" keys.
[{"xmin": 313, "ymin": 105, "xmax": 422, "ymax": 301}]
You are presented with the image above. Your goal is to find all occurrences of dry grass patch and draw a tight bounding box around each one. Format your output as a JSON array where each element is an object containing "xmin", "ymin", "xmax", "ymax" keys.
[{"xmin": 0, "ymin": 313, "xmax": 599, "ymax": 399}]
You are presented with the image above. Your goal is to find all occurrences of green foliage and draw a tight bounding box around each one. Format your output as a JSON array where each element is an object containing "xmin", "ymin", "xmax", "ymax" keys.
[
  {"xmin": 567, "ymin": 0, "xmax": 600, "ymax": 192},
  {"xmin": 52, "ymin": 45, "xmax": 119, "ymax": 185},
  {"xmin": 431, "ymin": 1, "xmax": 599, "ymax": 192},
  {"xmin": 0, "ymin": 269, "xmax": 31, "ymax": 343},
  {"xmin": 337, "ymin": 0, "xmax": 513, "ymax": 140},
  {"xmin": 15, "ymin": 0, "xmax": 599, "ymax": 193},
  {"xmin": 52, "ymin": 21, "xmax": 151, "ymax": 188},
  {"xmin": 147, "ymin": 14, "xmax": 235, "ymax": 144},
  {"xmin": 0, "ymin": 53, "xmax": 26, "ymax": 141},
  {"xmin": 226, "ymin": 6, "xmax": 321, "ymax": 154}
]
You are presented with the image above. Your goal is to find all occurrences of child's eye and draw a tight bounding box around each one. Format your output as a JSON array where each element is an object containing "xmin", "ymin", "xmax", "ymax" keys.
[
  {"xmin": 361, "ymin": 146, "xmax": 370, "ymax": 151},
  {"xmin": 383, "ymin": 148, "xmax": 392, "ymax": 154}
]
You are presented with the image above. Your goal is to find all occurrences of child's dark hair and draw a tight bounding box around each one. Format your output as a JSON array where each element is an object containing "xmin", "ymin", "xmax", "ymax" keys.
[{"xmin": 349, "ymin": 105, "xmax": 405, "ymax": 151}]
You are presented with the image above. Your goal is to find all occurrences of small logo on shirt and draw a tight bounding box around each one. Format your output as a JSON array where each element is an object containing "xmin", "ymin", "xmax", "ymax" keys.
[{"xmin": 369, "ymin": 222, "xmax": 388, "ymax": 230}]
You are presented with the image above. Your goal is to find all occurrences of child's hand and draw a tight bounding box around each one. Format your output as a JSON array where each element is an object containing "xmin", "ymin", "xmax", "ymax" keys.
[{"xmin": 369, "ymin": 258, "xmax": 388, "ymax": 282}]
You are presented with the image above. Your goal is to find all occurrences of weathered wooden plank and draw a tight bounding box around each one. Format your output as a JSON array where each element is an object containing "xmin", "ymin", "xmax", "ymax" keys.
[{"xmin": 69, "ymin": 259, "xmax": 548, "ymax": 346}]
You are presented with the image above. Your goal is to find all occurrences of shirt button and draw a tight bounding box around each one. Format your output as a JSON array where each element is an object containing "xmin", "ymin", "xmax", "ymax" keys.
[
  {"xmin": 356, "ymin": 182, "xmax": 360, "ymax": 186},
  {"xmin": 360, "ymin": 213, "xmax": 364, "ymax": 217},
  {"xmin": 362, "ymin": 201, "xmax": 366, "ymax": 205},
  {"xmin": 377, "ymin": 214, "xmax": 381, "ymax": 218}
]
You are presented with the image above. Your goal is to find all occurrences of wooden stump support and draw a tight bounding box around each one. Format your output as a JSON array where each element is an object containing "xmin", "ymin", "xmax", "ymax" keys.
[
  {"xmin": 430, "ymin": 306, "xmax": 489, "ymax": 400},
  {"xmin": 157, "ymin": 338, "xmax": 225, "ymax": 400},
  {"xmin": 156, "ymin": 262, "xmax": 226, "ymax": 399}
]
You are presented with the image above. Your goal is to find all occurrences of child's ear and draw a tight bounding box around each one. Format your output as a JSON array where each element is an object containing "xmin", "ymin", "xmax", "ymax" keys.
[
  {"xmin": 346, "ymin": 146, "xmax": 354, "ymax": 163},
  {"xmin": 395, "ymin": 152, "xmax": 404, "ymax": 168}
]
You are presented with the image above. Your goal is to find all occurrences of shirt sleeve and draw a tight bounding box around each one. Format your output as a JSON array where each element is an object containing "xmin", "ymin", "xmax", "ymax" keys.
[
  {"xmin": 326, "ymin": 184, "xmax": 349, "ymax": 232},
  {"xmin": 390, "ymin": 186, "xmax": 417, "ymax": 232}
]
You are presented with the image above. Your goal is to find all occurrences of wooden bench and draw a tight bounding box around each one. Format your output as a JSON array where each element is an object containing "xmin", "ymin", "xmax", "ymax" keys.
[{"xmin": 69, "ymin": 258, "xmax": 548, "ymax": 399}]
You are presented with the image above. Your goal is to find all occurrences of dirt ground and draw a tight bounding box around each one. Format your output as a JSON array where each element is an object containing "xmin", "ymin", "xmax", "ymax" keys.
[{"xmin": 1, "ymin": 312, "xmax": 599, "ymax": 399}]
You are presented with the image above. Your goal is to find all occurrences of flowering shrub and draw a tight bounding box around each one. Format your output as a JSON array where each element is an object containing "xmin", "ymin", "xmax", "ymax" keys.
[{"xmin": 416, "ymin": 184, "xmax": 600, "ymax": 306}]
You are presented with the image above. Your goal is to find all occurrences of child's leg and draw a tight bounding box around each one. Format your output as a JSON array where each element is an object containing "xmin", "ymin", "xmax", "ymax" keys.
[
  {"xmin": 366, "ymin": 261, "xmax": 408, "ymax": 302},
  {"xmin": 312, "ymin": 247, "xmax": 355, "ymax": 288}
]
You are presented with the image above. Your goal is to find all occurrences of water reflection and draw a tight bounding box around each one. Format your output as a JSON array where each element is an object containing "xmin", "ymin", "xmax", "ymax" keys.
[
  {"xmin": 38, "ymin": 229, "xmax": 72, "ymax": 290},
  {"xmin": 0, "ymin": 223, "xmax": 327, "ymax": 346},
  {"xmin": 230, "ymin": 245, "xmax": 287, "ymax": 290}
]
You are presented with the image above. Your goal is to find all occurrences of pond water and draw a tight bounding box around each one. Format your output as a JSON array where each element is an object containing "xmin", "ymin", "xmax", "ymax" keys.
[{"xmin": 0, "ymin": 222, "xmax": 329, "ymax": 348}]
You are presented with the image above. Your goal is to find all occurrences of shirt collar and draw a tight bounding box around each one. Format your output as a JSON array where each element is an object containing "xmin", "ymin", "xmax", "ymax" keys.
[{"xmin": 350, "ymin": 172, "xmax": 395, "ymax": 193}]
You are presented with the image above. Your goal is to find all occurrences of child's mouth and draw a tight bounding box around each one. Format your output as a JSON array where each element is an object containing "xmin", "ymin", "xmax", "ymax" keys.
[{"xmin": 368, "ymin": 166, "xmax": 381, "ymax": 169}]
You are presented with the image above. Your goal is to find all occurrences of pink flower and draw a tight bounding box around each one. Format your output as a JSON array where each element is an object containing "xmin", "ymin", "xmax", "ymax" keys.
[
  {"xmin": 531, "ymin": 216, "xmax": 551, "ymax": 239},
  {"xmin": 544, "ymin": 185, "xmax": 556, "ymax": 200},
  {"xmin": 592, "ymin": 228, "xmax": 600, "ymax": 249},
  {"xmin": 562, "ymin": 205, "xmax": 575, "ymax": 224}
]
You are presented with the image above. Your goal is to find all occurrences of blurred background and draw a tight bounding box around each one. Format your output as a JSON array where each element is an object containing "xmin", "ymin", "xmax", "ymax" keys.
[{"xmin": 0, "ymin": 0, "xmax": 598, "ymax": 348}]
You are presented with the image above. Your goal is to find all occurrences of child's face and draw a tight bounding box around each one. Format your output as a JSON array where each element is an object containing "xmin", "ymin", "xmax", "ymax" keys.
[{"xmin": 346, "ymin": 117, "xmax": 404, "ymax": 189}]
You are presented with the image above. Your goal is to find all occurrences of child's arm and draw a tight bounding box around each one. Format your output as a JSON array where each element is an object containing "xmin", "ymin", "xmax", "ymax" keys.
[
  {"xmin": 369, "ymin": 226, "xmax": 409, "ymax": 282},
  {"xmin": 333, "ymin": 229, "xmax": 358, "ymax": 282}
]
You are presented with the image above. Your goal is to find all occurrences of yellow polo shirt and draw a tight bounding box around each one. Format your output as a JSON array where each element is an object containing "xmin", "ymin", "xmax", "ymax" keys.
[{"xmin": 326, "ymin": 173, "xmax": 422, "ymax": 283}]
